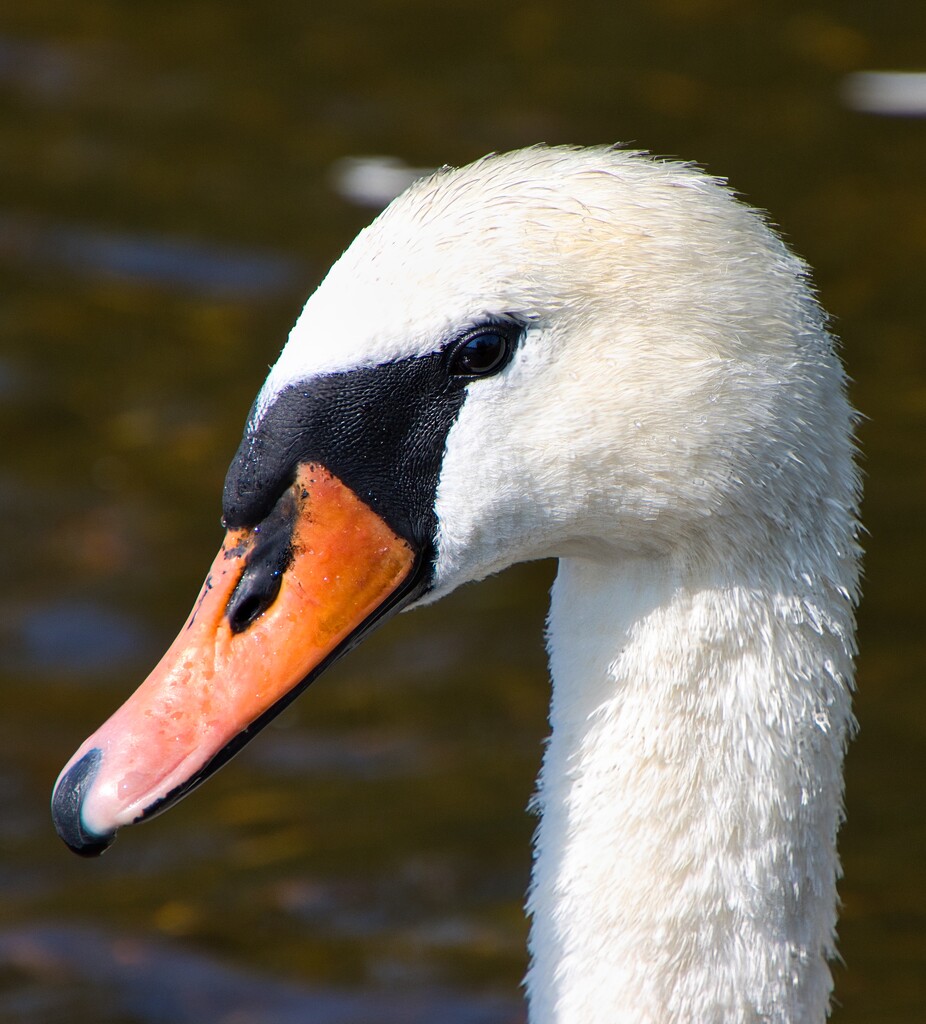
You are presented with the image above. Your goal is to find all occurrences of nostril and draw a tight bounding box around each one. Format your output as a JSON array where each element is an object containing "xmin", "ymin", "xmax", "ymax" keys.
[
  {"xmin": 224, "ymin": 480, "xmax": 298, "ymax": 633},
  {"xmin": 230, "ymin": 593, "xmax": 263, "ymax": 631},
  {"xmin": 227, "ymin": 566, "xmax": 284, "ymax": 633}
]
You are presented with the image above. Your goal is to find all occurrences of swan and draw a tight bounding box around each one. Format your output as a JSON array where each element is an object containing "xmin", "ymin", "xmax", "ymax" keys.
[{"xmin": 52, "ymin": 145, "xmax": 861, "ymax": 1024}]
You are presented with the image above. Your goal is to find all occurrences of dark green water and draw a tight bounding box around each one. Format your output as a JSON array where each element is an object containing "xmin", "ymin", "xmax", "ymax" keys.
[{"xmin": 1, "ymin": 2, "xmax": 924, "ymax": 1021}]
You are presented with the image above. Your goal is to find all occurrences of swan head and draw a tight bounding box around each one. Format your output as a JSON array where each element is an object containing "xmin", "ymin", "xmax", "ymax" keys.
[
  {"xmin": 51, "ymin": 145, "xmax": 857, "ymax": 853},
  {"xmin": 256, "ymin": 147, "xmax": 850, "ymax": 593}
]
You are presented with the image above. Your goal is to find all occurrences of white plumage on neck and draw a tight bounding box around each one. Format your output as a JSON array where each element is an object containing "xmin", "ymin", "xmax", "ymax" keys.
[
  {"xmin": 529, "ymin": 548, "xmax": 855, "ymax": 1023},
  {"xmin": 256, "ymin": 145, "xmax": 861, "ymax": 1022}
]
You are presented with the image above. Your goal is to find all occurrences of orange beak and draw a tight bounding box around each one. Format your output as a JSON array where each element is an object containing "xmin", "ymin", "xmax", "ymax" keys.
[{"xmin": 52, "ymin": 464, "xmax": 418, "ymax": 855}]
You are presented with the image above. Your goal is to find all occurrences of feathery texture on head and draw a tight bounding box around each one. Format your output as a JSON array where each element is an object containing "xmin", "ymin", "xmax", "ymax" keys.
[{"xmin": 255, "ymin": 145, "xmax": 860, "ymax": 1023}]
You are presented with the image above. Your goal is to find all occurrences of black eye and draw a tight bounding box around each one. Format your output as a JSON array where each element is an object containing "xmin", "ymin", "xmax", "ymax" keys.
[{"xmin": 448, "ymin": 329, "xmax": 513, "ymax": 378}]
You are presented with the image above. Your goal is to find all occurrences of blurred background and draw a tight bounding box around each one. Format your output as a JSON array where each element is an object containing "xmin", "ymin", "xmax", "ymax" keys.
[{"xmin": 1, "ymin": 2, "xmax": 924, "ymax": 1022}]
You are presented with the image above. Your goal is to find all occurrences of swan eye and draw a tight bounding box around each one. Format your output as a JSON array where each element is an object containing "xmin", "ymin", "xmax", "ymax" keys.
[{"xmin": 448, "ymin": 329, "xmax": 513, "ymax": 378}]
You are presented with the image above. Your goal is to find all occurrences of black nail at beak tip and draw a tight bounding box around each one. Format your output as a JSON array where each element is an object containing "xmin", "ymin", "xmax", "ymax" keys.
[{"xmin": 51, "ymin": 748, "xmax": 116, "ymax": 857}]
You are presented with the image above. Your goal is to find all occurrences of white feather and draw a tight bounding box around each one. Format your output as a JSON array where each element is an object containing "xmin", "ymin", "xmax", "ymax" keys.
[{"xmin": 263, "ymin": 145, "xmax": 861, "ymax": 1024}]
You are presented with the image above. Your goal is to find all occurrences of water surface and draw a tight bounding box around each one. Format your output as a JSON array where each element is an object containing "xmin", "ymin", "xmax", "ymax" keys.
[{"xmin": 1, "ymin": 2, "xmax": 924, "ymax": 1021}]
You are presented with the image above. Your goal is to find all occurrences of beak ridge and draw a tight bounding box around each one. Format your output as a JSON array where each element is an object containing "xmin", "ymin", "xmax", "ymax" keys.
[{"xmin": 51, "ymin": 464, "xmax": 421, "ymax": 855}]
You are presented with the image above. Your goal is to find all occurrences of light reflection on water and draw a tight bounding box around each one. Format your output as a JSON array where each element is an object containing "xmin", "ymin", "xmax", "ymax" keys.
[
  {"xmin": 0, "ymin": 925, "xmax": 521, "ymax": 1024},
  {"xmin": 1, "ymin": 2, "xmax": 924, "ymax": 1022},
  {"xmin": 0, "ymin": 211, "xmax": 305, "ymax": 298},
  {"xmin": 0, "ymin": 599, "xmax": 152, "ymax": 675}
]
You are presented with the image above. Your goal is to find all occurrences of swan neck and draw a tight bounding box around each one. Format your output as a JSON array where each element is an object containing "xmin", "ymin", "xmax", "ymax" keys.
[{"xmin": 526, "ymin": 553, "xmax": 855, "ymax": 1024}]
